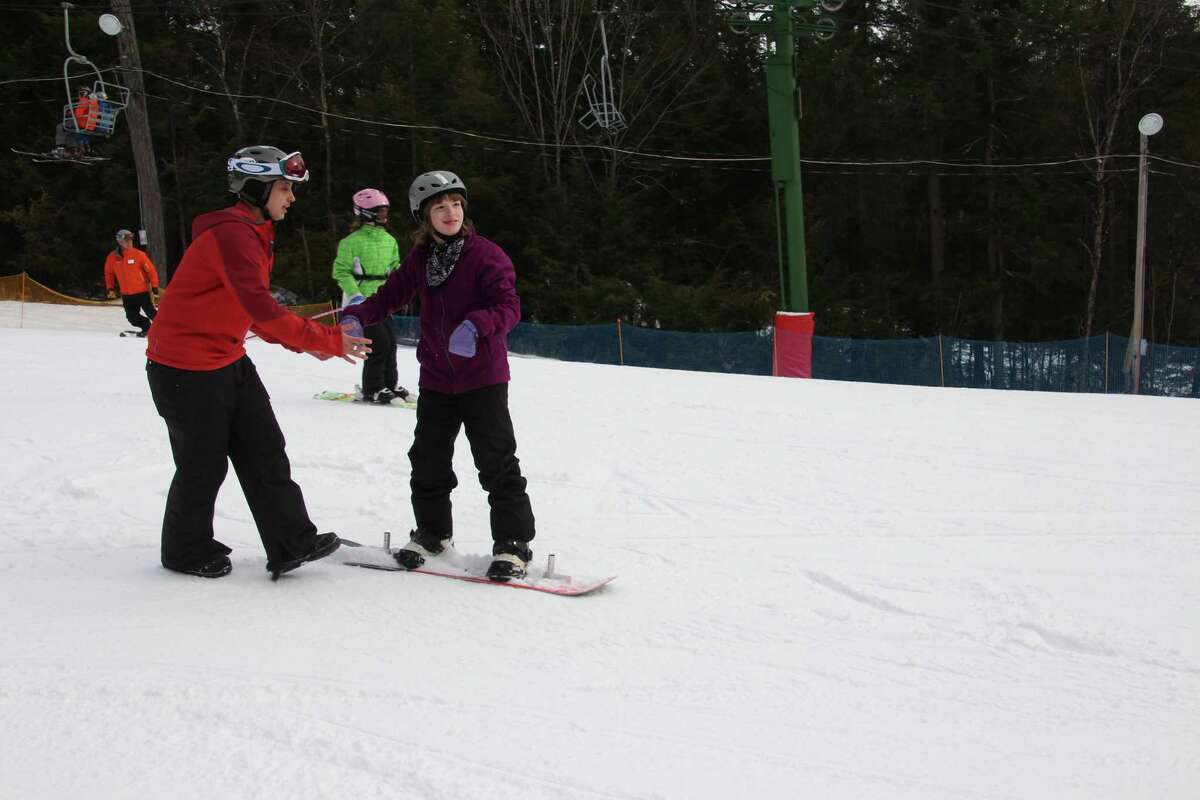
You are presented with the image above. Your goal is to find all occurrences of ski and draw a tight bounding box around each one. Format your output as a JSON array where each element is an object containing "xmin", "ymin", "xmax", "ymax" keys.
[
  {"xmin": 11, "ymin": 147, "xmax": 109, "ymax": 165},
  {"xmin": 314, "ymin": 389, "xmax": 417, "ymax": 410},
  {"xmin": 118, "ymin": 329, "xmax": 145, "ymax": 337},
  {"xmin": 338, "ymin": 538, "xmax": 615, "ymax": 597}
]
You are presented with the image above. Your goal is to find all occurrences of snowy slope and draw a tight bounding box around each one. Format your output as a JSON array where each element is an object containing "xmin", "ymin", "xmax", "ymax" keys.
[{"xmin": 1, "ymin": 302, "xmax": 1197, "ymax": 799}]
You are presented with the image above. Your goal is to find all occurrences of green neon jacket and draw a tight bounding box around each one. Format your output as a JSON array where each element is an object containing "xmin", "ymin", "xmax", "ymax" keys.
[{"xmin": 331, "ymin": 224, "xmax": 400, "ymax": 302}]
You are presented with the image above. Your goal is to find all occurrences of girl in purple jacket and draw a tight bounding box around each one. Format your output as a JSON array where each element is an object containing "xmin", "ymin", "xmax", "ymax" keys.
[{"xmin": 341, "ymin": 171, "xmax": 535, "ymax": 581}]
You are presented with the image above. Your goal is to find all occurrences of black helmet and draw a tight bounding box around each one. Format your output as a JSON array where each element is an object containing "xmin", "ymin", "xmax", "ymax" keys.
[{"xmin": 408, "ymin": 170, "xmax": 467, "ymax": 221}]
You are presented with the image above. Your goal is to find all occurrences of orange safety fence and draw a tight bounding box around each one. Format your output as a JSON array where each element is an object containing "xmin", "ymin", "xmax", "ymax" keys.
[
  {"xmin": 0, "ymin": 272, "xmax": 119, "ymax": 306},
  {"xmin": 290, "ymin": 301, "xmax": 338, "ymax": 324},
  {"xmin": 1, "ymin": 272, "xmax": 335, "ymax": 320}
]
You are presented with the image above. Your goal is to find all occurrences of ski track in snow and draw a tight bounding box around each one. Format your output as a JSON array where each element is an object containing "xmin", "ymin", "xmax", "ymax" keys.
[{"xmin": 1, "ymin": 303, "xmax": 1198, "ymax": 799}]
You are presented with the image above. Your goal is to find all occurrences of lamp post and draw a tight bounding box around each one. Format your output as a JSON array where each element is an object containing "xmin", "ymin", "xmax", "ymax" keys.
[{"xmin": 1125, "ymin": 112, "xmax": 1163, "ymax": 394}]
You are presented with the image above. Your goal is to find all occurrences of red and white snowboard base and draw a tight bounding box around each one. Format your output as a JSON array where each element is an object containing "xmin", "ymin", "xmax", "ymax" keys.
[{"xmin": 338, "ymin": 539, "xmax": 615, "ymax": 597}]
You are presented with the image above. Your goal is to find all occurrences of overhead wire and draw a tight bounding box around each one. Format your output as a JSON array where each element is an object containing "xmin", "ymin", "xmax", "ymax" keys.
[
  {"xmin": 4, "ymin": 62, "xmax": 1199, "ymax": 175},
  {"xmin": 2, "ymin": 3, "xmax": 1198, "ymax": 175}
]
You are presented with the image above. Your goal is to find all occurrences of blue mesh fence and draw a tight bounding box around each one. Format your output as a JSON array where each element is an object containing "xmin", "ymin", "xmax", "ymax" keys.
[
  {"xmin": 941, "ymin": 336, "xmax": 1110, "ymax": 393},
  {"xmin": 387, "ymin": 315, "xmax": 1199, "ymax": 398},
  {"xmin": 508, "ymin": 322, "xmax": 624, "ymax": 366},
  {"xmin": 619, "ymin": 325, "xmax": 773, "ymax": 375},
  {"xmin": 812, "ymin": 337, "xmax": 942, "ymax": 386},
  {"xmin": 1134, "ymin": 338, "xmax": 1200, "ymax": 398}
]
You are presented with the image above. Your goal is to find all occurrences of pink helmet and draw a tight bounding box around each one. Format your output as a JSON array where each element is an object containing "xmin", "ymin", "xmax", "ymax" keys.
[{"xmin": 352, "ymin": 188, "xmax": 389, "ymax": 217}]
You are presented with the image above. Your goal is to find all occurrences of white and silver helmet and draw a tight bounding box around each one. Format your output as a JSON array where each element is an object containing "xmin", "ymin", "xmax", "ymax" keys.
[
  {"xmin": 408, "ymin": 170, "xmax": 467, "ymax": 221},
  {"xmin": 227, "ymin": 146, "xmax": 309, "ymax": 205}
]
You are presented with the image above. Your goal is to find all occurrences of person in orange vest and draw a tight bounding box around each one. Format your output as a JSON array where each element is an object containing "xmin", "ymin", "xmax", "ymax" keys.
[
  {"xmin": 72, "ymin": 87, "xmax": 99, "ymax": 133},
  {"xmin": 53, "ymin": 87, "xmax": 98, "ymax": 159},
  {"xmin": 104, "ymin": 229, "xmax": 160, "ymax": 336}
]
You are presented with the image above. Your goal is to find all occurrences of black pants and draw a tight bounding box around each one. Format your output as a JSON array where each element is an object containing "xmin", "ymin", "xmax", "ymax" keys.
[
  {"xmin": 361, "ymin": 318, "xmax": 397, "ymax": 395},
  {"xmin": 146, "ymin": 357, "xmax": 319, "ymax": 568},
  {"xmin": 122, "ymin": 292, "xmax": 156, "ymax": 332},
  {"xmin": 409, "ymin": 383, "xmax": 535, "ymax": 545}
]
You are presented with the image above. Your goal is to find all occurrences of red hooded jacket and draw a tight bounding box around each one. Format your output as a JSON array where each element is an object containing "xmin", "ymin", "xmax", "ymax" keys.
[{"xmin": 146, "ymin": 203, "xmax": 343, "ymax": 370}]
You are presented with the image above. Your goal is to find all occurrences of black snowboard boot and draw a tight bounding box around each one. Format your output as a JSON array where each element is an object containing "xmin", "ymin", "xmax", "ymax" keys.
[
  {"xmin": 486, "ymin": 540, "xmax": 532, "ymax": 583},
  {"xmin": 163, "ymin": 554, "xmax": 232, "ymax": 579},
  {"xmin": 393, "ymin": 529, "xmax": 453, "ymax": 570},
  {"xmin": 267, "ymin": 532, "xmax": 341, "ymax": 581}
]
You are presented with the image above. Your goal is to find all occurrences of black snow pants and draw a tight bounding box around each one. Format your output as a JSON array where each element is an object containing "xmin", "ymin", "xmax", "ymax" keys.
[
  {"xmin": 360, "ymin": 318, "xmax": 397, "ymax": 396},
  {"xmin": 146, "ymin": 356, "xmax": 320, "ymax": 569},
  {"xmin": 408, "ymin": 383, "xmax": 535, "ymax": 546},
  {"xmin": 122, "ymin": 291, "xmax": 156, "ymax": 332}
]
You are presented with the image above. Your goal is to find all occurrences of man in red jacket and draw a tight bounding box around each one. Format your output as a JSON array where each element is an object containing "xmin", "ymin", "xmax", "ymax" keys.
[
  {"xmin": 146, "ymin": 145, "xmax": 372, "ymax": 579},
  {"xmin": 104, "ymin": 229, "xmax": 159, "ymax": 336}
]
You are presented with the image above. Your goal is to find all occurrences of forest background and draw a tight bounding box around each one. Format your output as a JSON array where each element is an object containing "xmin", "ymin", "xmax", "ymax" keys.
[{"xmin": 2, "ymin": 0, "xmax": 1199, "ymax": 345}]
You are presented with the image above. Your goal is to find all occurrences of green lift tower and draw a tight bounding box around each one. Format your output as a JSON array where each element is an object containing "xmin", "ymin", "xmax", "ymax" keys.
[{"xmin": 723, "ymin": 1, "xmax": 841, "ymax": 313}]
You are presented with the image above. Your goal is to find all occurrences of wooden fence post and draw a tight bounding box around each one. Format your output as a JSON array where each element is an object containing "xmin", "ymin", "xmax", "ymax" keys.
[
  {"xmin": 617, "ymin": 317, "xmax": 625, "ymax": 366},
  {"xmin": 938, "ymin": 334, "xmax": 945, "ymax": 387},
  {"xmin": 1104, "ymin": 332, "xmax": 1109, "ymax": 393}
]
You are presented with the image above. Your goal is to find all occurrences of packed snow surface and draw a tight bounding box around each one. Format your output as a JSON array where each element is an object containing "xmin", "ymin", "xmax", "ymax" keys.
[{"xmin": 1, "ymin": 302, "xmax": 1197, "ymax": 799}]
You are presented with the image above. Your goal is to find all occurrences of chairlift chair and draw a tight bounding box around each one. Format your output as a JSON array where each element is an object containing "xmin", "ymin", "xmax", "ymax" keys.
[
  {"xmin": 61, "ymin": 79, "xmax": 130, "ymax": 138},
  {"xmin": 12, "ymin": 5, "xmax": 125, "ymax": 165},
  {"xmin": 579, "ymin": 73, "xmax": 627, "ymax": 132},
  {"xmin": 578, "ymin": 13, "xmax": 627, "ymax": 133},
  {"xmin": 57, "ymin": 3, "xmax": 128, "ymax": 141}
]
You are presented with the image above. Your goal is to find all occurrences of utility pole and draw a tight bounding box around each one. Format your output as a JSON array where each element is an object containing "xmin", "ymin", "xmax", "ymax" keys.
[
  {"xmin": 111, "ymin": 0, "xmax": 168, "ymax": 281},
  {"xmin": 1125, "ymin": 112, "xmax": 1163, "ymax": 394},
  {"xmin": 723, "ymin": 1, "xmax": 841, "ymax": 313}
]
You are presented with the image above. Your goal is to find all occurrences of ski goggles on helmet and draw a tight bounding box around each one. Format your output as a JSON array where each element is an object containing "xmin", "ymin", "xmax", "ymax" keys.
[{"xmin": 227, "ymin": 151, "xmax": 310, "ymax": 183}]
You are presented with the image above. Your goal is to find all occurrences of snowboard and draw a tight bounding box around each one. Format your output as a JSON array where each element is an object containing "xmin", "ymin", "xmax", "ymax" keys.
[
  {"xmin": 118, "ymin": 329, "xmax": 145, "ymax": 337},
  {"xmin": 338, "ymin": 538, "xmax": 615, "ymax": 597},
  {"xmin": 314, "ymin": 389, "xmax": 417, "ymax": 410}
]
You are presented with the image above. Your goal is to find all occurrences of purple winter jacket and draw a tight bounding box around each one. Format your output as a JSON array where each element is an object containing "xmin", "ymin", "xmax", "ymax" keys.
[{"xmin": 344, "ymin": 233, "xmax": 521, "ymax": 394}]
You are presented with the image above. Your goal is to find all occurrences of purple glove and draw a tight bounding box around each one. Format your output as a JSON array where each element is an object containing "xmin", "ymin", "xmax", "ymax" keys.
[
  {"xmin": 342, "ymin": 315, "xmax": 364, "ymax": 339},
  {"xmin": 448, "ymin": 319, "xmax": 478, "ymax": 357}
]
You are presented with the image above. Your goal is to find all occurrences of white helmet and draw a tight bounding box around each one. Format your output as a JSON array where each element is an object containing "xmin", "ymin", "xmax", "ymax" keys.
[
  {"xmin": 408, "ymin": 171, "xmax": 467, "ymax": 221},
  {"xmin": 226, "ymin": 146, "xmax": 309, "ymax": 206}
]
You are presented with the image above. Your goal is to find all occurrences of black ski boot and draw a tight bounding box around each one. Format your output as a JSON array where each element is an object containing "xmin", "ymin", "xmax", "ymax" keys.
[
  {"xmin": 393, "ymin": 529, "xmax": 453, "ymax": 570},
  {"xmin": 267, "ymin": 532, "xmax": 341, "ymax": 581},
  {"xmin": 486, "ymin": 540, "xmax": 532, "ymax": 583},
  {"xmin": 163, "ymin": 554, "xmax": 232, "ymax": 579}
]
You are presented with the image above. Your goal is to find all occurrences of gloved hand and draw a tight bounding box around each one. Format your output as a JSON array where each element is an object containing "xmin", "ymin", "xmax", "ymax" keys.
[
  {"xmin": 345, "ymin": 293, "xmax": 365, "ymax": 308},
  {"xmin": 448, "ymin": 319, "xmax": 478, "ymax": 357},
  {"xmin": 341, "ymin": 315, "xmax": 364, "ymax": 339},
  {"xmin": 105, "ymin": 289, "xmax": 116, "ymax": 300},
  {"xmin": 150, "ymin": 287, "xmax": 161, "ymax": 302}
]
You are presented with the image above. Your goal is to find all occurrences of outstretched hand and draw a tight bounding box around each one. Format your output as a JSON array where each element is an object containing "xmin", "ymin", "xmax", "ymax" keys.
[{"xmin": 340, "ymin": 321, "xmax": 372, "ymax": 363}]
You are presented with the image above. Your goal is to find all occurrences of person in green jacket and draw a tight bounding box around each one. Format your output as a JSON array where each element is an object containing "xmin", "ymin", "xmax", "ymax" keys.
[{"xmin": 333, "ymin": 188, "xmax": 408, "ymax": 403}]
